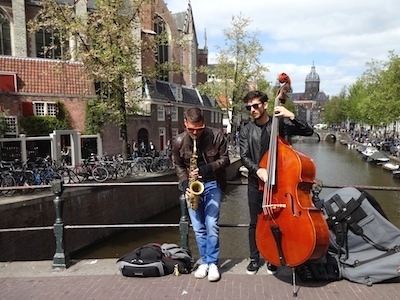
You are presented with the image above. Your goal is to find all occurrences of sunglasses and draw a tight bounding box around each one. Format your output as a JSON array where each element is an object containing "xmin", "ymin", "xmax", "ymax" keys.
[
  {"xmin": 245, "ymin": 103, "xmax": 263, "ymax": 111},
  {"xmin": 187, "ymin": 126, "xmax": 205, "ymax": 132}
]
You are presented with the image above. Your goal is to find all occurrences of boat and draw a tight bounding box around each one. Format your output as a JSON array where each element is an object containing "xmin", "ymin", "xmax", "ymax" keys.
[
  {"xmin": 239, "ymin": 165, "xmax": 248, "ymax": 178},
  {"xmin": 366, "ymin": 151, "xmax": 390, "ymax": 164},
  {"xmin": 382, "ymin": 162, "xmax": 399, "ymax": 171},
  {"xmin": 361, "ymin": 146, "xmax": 378, "ymax": 159},
  {"xmin": 393, "ymin": 170, "xmax": 400, "ymax": 179}
]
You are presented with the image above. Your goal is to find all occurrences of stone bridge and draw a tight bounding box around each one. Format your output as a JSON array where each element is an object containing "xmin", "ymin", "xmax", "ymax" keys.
[{"xmin": 314, "ymin": 129, "xmax": 351, "ymax": 143}]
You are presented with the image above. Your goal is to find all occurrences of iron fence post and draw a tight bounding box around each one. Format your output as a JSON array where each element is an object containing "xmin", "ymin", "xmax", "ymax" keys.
[
  {"xmin": 179, "ymin": 193, "xmax": 190, "ymax": 251},
  {"xmin": 51, "ymin": 179, "xmax": 70, "ymax": 269}
]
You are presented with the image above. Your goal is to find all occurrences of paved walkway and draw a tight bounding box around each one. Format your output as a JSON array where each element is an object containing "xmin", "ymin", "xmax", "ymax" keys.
[{"xmin": 1, "ymin": 258, "xmax": 399, "ymax": 300}]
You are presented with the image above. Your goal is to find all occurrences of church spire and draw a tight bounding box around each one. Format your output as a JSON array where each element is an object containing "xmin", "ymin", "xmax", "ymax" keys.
[{"xmin": 204, "ymin": 28, "xmax": 207, "ymax": 50}]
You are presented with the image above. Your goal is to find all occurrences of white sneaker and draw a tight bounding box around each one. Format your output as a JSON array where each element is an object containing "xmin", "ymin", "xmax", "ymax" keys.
[
  {"xmin": 208, "ymin": 263, "xmax": 220, "ymax": 282},
  {"xmin": 194, "ymin": 264, "xmax": 208, "ymax": 279}
]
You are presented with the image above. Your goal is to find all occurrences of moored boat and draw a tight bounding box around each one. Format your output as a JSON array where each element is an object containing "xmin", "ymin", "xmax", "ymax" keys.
[
  {"xmin": 361, "ymin": 146, "xmax": 378, "ymax": 159},
  {"xmin": 382, "ymin": 162, "xmax": 399, "ymax": 171},
  {"xmin": 393, "ymin": 170, "xmax": 400, "ymax": 179},
  {"xmin": 366, "ymin": 151, "xmax": 390, "ymax": 164}
]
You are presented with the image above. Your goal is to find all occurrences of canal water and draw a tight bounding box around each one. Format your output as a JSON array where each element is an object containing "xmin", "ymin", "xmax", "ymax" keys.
[{"xmin": 74, "ymin": 141, "xmax": 400, "ymax": 260}]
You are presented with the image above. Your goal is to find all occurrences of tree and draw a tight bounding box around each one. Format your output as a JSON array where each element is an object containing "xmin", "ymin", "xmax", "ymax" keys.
[
  {"xmin": 345, "ymin": 51, "xmax": 400, "ymax": 133},
  {"xmin": 197, "ymin": 13, "xmax": 268, "ymax": 138},
  {"xmin": 0, "ymin": 111, "xmax": 8, "ymax": 137},
  {"xmin": 28, "ymin": 0, "xmax": 157, "ymax": 159},
  {"xmin": 323, "ymin": 95, "xmax": 346, "ymax": 125}
]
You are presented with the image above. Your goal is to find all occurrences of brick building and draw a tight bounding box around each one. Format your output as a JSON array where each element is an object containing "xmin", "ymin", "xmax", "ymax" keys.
[{"xmin": 0, "ymin": 0, "xmax": 222, "ymax": 160}]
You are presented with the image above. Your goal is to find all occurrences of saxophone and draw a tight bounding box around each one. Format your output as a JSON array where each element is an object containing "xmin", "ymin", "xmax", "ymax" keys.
[{"xmin": 188, "ymin": 137, "xmax": 204, "ymax": 210}]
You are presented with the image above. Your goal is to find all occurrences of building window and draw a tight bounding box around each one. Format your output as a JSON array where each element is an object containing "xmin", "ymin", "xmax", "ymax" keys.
[
  {"xmin": 0, "ymin": 11, "xmax": 11, "ymax": 55},
  {"xmin": 154, "ymin": 16, "xmax": 169, "ymax": 81},
  {"xmin": 157, "ymin": 105, "xmax": 165, "ymax": 121},
  {"xmin": 33, "ymin": 102, "xmax": 57, "ymax": 116},
  {"xmin": 35, "ymin": 18, "xmax": 68, "ymax": 59},
  {"xmin": 171, "ymin": 107, "xmax": 178, "ymax": 122},
  {"xmin": 5, "ymin": 116, "xmax": 18, "ymax": 135}
]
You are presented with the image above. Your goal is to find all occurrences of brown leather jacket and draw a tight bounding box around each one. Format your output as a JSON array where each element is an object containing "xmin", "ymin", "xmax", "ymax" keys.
[{"xmin": 172, "ymin": 127, "xmax": 230, "ymax": 191}]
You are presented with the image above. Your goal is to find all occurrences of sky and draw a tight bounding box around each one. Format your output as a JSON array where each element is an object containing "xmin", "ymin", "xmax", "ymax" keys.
[{"xmin": 164, "ymin": 0, "xmax": 400, "ymax": 97}]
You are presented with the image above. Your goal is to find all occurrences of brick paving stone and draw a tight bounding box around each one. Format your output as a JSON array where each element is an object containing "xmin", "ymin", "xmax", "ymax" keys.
[
  {"xmin": 1, "ymin": 273, "xmax": 400, "ymax": 300},
  {"xmin": 0, "ymin": 259, "xmax": 399, "ymax": 300}
]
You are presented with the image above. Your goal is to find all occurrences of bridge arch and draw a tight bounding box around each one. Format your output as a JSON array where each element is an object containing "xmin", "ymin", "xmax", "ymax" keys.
[{"xmin": 314, "ymin": 129, "xmax": 351, "ymax": 143}]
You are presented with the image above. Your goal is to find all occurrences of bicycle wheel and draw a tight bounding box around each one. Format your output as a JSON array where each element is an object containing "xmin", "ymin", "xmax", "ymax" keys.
[
  {"xmin": 130, "ymin": 162, "xmax": 147, "ymax": 176},
  {"xmin": 92, "ymin": 166, "xmax": 109, "ymax": 182},
  {"xmin": 73, "ymin": 165, "xmax": 87, "ymax": 181},
  {"xmin": 59, "ymin": 168, "xmax": 80, "ymax": 184},
  {"xmin": 1, "ymin": 174, "xmax": 16, "ymax": 197},
  {"xmin": 67, "ymin": 169, "xmax": 81, "ymax": 183}
]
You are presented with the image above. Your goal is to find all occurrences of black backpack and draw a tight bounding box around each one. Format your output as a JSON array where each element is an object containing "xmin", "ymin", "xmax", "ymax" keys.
[{"xmin": 117, "ymin": 243, "xmax": 193, "ymax": 277}]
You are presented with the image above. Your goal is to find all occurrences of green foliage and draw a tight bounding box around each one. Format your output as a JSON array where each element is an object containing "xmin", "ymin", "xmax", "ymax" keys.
[
  {"xmin": 323, "ymin": 96, "xmax": 347, "ymax": 125},
  {"xmin": 20, "ymin": 115, "xmax": 70, "ymax": 136},
  {"xmin": 197, "ymin": 13, "xmax": 267, "ymax": 134},
  {"xmin": 19, "ymin": 101, "xmax": 71, "ymax": 136},
  {"xmin": 344, "ymin": 51, "xmax": 400, "ymax": 127},
  {"xmin": 0, "ymin": 112, "xmax": 8, "ymax": 136},
  {"xmin": 84, "ymin": 100, "xmax": 105, "ymax": 135}
]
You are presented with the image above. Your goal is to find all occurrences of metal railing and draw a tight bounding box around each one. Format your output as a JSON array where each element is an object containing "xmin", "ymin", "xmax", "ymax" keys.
[{"xmin": 1, "ymin": 180, "xmax": 400, "ymax": 270}]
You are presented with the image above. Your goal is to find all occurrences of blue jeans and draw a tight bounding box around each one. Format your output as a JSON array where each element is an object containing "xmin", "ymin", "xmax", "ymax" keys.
[{"xmin": 188, "ymin": 180, "xmax": 222, "ymax": 266}]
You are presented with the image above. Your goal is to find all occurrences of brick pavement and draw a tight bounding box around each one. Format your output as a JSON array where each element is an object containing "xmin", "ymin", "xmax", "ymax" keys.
[{"xmin": 1, "ymin": 258, "xmax": 399, "ymax": 300}]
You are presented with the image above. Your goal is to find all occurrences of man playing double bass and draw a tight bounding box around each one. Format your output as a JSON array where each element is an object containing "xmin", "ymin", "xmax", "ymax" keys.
[{"xmin": 239, "ymin": 90, "xmax": 314, "ymax": 275}]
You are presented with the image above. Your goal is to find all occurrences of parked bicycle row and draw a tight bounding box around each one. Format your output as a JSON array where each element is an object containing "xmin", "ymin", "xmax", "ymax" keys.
[{"xmin": 0, "ymin": 153, "xmax": 174, "ymax": 197}]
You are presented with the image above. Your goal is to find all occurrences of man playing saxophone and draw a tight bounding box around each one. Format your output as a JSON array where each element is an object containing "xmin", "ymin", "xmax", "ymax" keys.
[{"xmin": 172, "ymin": 107, "xmax": 230, "ymax": 282}]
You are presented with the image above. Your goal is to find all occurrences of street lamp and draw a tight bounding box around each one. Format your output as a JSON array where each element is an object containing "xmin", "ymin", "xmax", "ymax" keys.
[{"xmin": 164, "ymin": 100, "xmax": 174, "ymax": 147}]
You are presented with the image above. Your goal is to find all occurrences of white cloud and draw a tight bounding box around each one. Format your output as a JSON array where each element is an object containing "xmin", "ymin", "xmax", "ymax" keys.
[{"xmin": 165, "ymin": 0, "xmax": 400, "ymax": 96}]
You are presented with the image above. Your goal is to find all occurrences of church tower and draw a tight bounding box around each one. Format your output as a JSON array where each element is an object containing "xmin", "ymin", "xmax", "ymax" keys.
[{"xmin": 304, "ymin": 63, "xmax": 320, "ymax": 99}]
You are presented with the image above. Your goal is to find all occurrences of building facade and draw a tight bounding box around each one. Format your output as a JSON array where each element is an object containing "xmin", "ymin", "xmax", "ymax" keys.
[
  {"xmin": 287, "ymin": 64, "xmax": 329, "ymax": 125},
  {"xmin": 0, "ymin": 0, "xmax": 222, "ymax": 161}
]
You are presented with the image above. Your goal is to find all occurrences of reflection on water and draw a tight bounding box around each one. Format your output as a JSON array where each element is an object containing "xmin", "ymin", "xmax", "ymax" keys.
[
  {"xmin": 293, "ymin": 141, "xmax": 400, "ymax": 228},
  {"xmin": 74, "ymin": 141, "xmax": 400, "ymax": 259}
]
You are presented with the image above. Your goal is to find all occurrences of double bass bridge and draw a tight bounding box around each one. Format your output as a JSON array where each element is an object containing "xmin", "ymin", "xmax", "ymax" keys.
[{"xmin": 262, "ymin": 203, "xmax": 287, "ymax": 210}]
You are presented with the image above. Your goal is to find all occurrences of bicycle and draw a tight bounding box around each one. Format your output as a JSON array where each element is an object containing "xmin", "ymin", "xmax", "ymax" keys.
[
  {"xmin": 0, "ymin": 162, "xmax": 16, "ymax": 197},
  {"xmin": 73, "ymin": 154, "xmax": 109, "ymax": 182}
]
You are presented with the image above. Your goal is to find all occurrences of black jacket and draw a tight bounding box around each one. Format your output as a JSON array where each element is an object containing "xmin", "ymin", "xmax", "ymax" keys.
[
  {"xmin": 172, "ymin": 127, "xmax": 230, "ymax": 191},
  {"xmin": 240, "ymin": 116, "xmax": 313, "ymax": 188}
]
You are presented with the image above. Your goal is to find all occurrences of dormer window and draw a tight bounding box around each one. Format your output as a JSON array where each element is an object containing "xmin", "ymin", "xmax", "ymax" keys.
[{"xmin": 170, "ymin": 84, "xmax": 182, "ymax": 102}]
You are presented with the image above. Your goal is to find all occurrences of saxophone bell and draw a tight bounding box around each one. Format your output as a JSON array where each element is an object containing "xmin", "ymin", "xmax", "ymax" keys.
[{"xmin": 189, "ymin": 180, "xmax": 204, "ymax": 210}]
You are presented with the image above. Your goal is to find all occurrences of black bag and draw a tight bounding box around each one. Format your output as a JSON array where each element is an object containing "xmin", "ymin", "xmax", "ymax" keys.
[
  {"xmin": 118, "ymin": 243, "xmax": 193, "ymax": 277},
  {"xmin": 296, "ymin": 252, "xmax": 341, "ymax": 282}
]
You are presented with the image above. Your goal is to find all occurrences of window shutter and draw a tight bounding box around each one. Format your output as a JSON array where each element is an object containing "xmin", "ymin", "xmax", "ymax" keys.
[{"xmin": 22, "ymin": 102, "xmax": 34, "ymax": 116}]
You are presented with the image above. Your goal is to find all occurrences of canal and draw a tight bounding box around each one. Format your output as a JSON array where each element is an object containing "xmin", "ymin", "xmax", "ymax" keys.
[{"xmin": 74, "ymin": 140, "xmax": 400, "ymax": 260}]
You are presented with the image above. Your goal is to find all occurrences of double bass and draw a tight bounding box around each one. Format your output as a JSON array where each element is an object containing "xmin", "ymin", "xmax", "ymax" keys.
[{"xmin": 255, "ymin": 73, "xmax": 329, "ymax": 292}]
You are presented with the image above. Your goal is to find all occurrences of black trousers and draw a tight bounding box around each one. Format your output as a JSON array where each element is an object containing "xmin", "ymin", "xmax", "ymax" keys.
[{"xmin": 247, "ymin": 184, "xmax": 263, "ymax": 261}]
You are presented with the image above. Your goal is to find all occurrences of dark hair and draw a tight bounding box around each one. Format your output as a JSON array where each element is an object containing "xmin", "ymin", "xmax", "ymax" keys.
[
  {"xmin": 243, "ymin": 91, "xmax": 268, "ymax": 104},
  {"xmin": 184, "ymin": 107, "xmax": 204, "ymax": 123}
]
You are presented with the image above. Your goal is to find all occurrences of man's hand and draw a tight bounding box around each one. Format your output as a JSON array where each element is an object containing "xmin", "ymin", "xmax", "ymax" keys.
[
  {"xmin": 274, "ymin": 106, "xmax": 295, "ymax": 120},
  {"xmin": 256, "ymin": 168, "xmax": 269, "ymax": 182}
]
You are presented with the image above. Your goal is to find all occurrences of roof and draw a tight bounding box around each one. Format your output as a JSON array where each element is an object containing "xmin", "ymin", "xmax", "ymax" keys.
[{"xmin": 144, "ymin": 79, "xmax": 218, "ymax": 108}]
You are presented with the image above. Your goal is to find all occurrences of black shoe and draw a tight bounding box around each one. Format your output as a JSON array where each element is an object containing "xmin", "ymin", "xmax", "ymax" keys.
[
  {"xmin": 246, "ymin": 260, "xmax": 259, "ymax": 275},
  {"xmin": 266, "ymin": 263, "xmax": 278, "ymax": 275}
]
